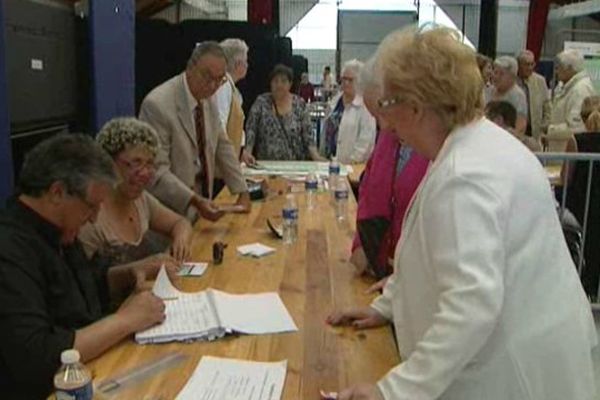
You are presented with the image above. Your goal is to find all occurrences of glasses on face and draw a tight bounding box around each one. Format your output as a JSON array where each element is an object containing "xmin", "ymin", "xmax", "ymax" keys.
[
  {"xmin": 199, "ymin": 68, "xmax": 227, "ymax": 87},
  {"xmin": 377, "ymin": 95, "xmax": 402, "ymax": 109},
  {"xmin": 341, "ymin": 76, "xmax": 355, "ymax": 83},
  {"xmin": 117, "ymin": 157, "xmax": 156, "ymax": 174}
]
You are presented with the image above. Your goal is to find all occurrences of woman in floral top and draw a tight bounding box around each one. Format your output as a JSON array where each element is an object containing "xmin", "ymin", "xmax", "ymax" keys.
[{"xmin": 242, "ymin": 64, "xmax": 324, "ymax": 162}]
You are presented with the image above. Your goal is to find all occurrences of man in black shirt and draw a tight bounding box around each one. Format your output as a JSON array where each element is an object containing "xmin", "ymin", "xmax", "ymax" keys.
[{"xmin": 0, "ymin": 134, "xmax": 167, "ymax": 398}]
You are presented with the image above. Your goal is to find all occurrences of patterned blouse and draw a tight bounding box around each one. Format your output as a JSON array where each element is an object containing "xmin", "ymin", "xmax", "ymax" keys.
[{"xmin": 245, "ymin": 93, "xmax": 315, "ymax": 160}]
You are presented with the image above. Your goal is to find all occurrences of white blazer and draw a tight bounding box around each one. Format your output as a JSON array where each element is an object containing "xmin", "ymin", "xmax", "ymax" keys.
[
  {"xmin": 372, "ymin": 118, "xmax": 597, "ymax": 400},
  {"xmin": 323, "ymin": 93, "xmax": 376, "ymax": 164}
]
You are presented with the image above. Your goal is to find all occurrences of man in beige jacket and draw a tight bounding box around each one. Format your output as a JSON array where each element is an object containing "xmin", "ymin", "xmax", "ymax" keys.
[
  {"xmin": 517, "ymin": 50, "xmax": 550, "ymax": 139},
  {"xmin": 139, "ymin": 42, "xmax": 250, "ymax": 221}
]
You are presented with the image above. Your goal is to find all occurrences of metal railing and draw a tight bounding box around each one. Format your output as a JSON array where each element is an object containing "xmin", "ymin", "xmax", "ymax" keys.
[{"xmin": 536, "ymin": 152, "xmax": 600, "ymax": 309}]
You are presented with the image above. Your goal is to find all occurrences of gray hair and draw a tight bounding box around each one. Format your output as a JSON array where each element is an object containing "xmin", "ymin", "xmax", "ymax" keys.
[
  {"xmin": 187, "ymin": 41, "xmax": 225, "ymax": 70},
  {"xmin": 556, "ymin": 49, "xmax": 585, "ymax": 73},
  {"xmin": 220, "ymin": 38, "xmax": 248, "ymax": 71},
  {"xmin": 18, "ymin": 133, "xmax": 116, "ymax": 198},
  {"xmin": 356, "ymin": 56, "xmax": 381, "ymax": 94},
  {"xmin": 96, "ymin": 117, "xmax": 158, "ymax": 158},
  {"xmin": 341, "ymin": 59, "xmax": 364, "ymax": 77},
  {"xmin": 494, "ymin": 56, "xmax": 518, "ymax": 76},
  {"xmin": 516, "ymin": 50, "xmax": 534, "ymax": 62}
]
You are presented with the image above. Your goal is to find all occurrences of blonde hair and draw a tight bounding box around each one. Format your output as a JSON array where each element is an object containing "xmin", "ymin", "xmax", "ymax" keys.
[
  {"xmin": 97, "ymin": 117, "xmax": 158, "ymax": 158},
  {"xmin": 581, "ymin": 95, "xmax": 600, "ymax": 132},
  {"xmin": 375, "ymin": 25, "xmax": 483, "ymax": 131}
]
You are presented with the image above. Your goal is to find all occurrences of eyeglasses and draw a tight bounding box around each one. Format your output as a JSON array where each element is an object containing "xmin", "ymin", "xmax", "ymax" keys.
[
  {"xmin": 341, "ymin": 76, "xmax": 355, "ymax": 83},
  {"xmin": 377, "ymin": 96, "xmax": 402, "ymax": 109},
  {"xmin": 199, "ymin": 68, "xmax": 227, "ymax": 86},
  {"xmin": 117, "ymin": 157, "xmax": 156, "ymax": 174}
]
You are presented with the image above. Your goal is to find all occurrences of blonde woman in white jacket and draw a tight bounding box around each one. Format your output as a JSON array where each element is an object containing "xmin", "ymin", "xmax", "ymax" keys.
[{"xmin": 327, "ymin": 26, "xmax": 597, "ymax": 400}]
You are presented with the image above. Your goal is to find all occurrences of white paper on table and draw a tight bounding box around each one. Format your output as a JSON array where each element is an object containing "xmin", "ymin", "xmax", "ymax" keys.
[
  {"xmin": 135, "ymin": 291, "xmax": 223, "ymax": 344},
  {"xmin": 212, "ymin": 290, "xmax": 298, "ymax": 335},
  {"xmin": 176, "ymin": 356, "xmax": 287, "ymax": 400},
  {"xmin": 152, "ymin": 265, "xmax": 181, "ymax": 299},
  {"xmin": 237, "ymin": 242, "xmax": 276, "ymax": 257},
  {"xmin": 178, "ymin": 262, "xmax": 209, "ymax": 277}
]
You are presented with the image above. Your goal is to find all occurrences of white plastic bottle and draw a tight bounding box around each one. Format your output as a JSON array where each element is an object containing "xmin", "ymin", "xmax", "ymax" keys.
[
  {"xmin": 54, "ymin": 349, "xmax": 93, "ymax": 400},
  {"xmin": 328, "ymin": 156, "xmax": 340, "ymax": 194},
  {"xmin": 305, "ymin": 172, "xmax": 318, "ymax": 210},
  {"xmin": 282, "ymin": 194, "xmax": 298, "ymax": 244},
  {"xmin": 334, "ymin": 176, "xmax": 349, "ymax": 221}
]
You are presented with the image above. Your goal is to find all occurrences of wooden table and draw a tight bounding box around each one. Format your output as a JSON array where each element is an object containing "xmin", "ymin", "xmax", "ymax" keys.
[{"xmin": 88, "ymin": 178, "xmax": 399, "ymax": 399}]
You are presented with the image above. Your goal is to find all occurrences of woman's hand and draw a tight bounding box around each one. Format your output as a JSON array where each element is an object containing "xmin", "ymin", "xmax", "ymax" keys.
[
  {"xmin": 365, "ymin": 277, "xmax": 389, "ymax": 294},
  {"xmin": 170, "ymin": 221, "xmax": 192, "ymax": 262},
  {"xmin": 337, "ymin": 384, "xmax": 384, "ymax": 400},
  {"xmin": 241, "ymin": 149, "xmax": 256, "ymax": 166},
  {"xmin": 132, "ymin": 253, "xmax": 180, "ymax": 292},
  {"xmin": 326, "ymin": 307, "xmax": 388, "ymax": 329}
]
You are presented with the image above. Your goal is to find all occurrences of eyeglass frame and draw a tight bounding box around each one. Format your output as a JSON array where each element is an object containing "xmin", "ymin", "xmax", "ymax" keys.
[
  {"xmin": 198, "ymin": 67, "xmax": 228, "ymax": 87},
  {"xmin": 116, "ymin": 156, "xmax": 157, "ymax": 175},
  {"xmin": 377, "ymin": 95, "xmax": 402, "ymax": 109}
]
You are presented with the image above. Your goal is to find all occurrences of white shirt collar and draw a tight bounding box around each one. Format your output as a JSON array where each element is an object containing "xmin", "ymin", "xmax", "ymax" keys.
[{"xmin": 182, "ymin": 72, "xmax": 198, "ymax": 112}]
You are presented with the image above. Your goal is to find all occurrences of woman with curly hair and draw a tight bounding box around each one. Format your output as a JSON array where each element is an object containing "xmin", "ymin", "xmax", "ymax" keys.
[{"xmin": 78, "ymin": 117, "xmax": 192, "ymax": 269}]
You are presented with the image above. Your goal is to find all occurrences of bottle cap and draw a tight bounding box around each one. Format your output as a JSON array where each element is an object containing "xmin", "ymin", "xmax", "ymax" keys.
[{"xmin": 61, "ymin": 349, "xmax": 81, "ymax": 364}]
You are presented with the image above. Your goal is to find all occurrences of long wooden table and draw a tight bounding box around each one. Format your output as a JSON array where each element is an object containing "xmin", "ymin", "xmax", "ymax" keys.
[{"xmin": 88, "ymin": 177, "xmax": 399, "ymax": 399}]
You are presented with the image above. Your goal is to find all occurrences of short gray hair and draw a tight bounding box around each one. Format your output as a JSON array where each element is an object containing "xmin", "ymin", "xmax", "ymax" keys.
[
  {"xmin": 220, "ymin": 38, "xmax": 248, "ymax": 71},
  {"xmin": 341, "ymin": 59, "xmax": 364, "ymax": 77},
  {"xmin": 516, "ymin": 50, "xmax": 534, "ymax": 62},
  {"xmin": 96, "ymin": 117, "xmax": 158, "ymax": 158},
  {"xmin": 494, "ymin": 56, "xmax": 518, "ymax": 76},
  {"xmin": 356, "ymin": 56, "xmax": 381, "ymax": 94},
  {"xmin": 18, "ymin": 134, "xmax": 116, "ymax": 198},
  {"xmin": 556, "ymin": 49, "xmax": 585, "ymax": 73},
  {"xmin": 187, "ymin": 41, "xmax": 225, "ymax": 70}
]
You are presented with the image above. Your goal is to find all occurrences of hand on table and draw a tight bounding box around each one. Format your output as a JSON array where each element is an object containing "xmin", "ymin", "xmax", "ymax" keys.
[
  {"xmin": 326, "ymin": 307, "xmax": 388, "ymax": 330},
  {"xmin": 170, "ymin": 229, "xmax": 192, "ymax": 262},
  {"xmin": 192, "ymin": 195, "xmax": 225, "ymax": 222},
  {"xmin": 133, "ymin": 254, "xmax": 180, "ymax": 292},
  {"xmin": 241, "ymin": 150, "xmax": 256, "ymax": 166},
  {"xmin": 364, "ymin": 277, "xmax": 389, "ymax": 294},
  {"xmin": 337, "ymin": 384, "xmax": 384, "ymax": 400}
]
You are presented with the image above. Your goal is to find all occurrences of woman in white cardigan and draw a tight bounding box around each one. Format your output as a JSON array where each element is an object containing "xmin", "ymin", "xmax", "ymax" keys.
[
  {"xmin": 321, "ymin": 59, "xmax": 376, "ymax": 164},
  {"xmin": 327, "ymin": 27, "xmax": 597, "ymax": 400}
]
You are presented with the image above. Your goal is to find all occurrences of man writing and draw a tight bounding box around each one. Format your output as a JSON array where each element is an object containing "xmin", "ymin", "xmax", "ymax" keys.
[
  {"xmin": 0, "ymin": 134, "xmax": 166, "ymax": 398},
  {"xmin": 139, "ymin": 41, "xmax": 251, "ymax": 220}
]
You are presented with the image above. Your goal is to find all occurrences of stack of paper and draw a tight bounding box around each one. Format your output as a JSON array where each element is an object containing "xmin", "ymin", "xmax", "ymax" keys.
[
  {"xmin": 176, "ymin": 357, "xmax": 287, "ymax": 400},
  {"xmin": 135, "ymin": 267, "xmax": 297, "ymax": 344},
  {"xmin": 237, "ymin": 242, "xmax": 276, "ymax": 257}
]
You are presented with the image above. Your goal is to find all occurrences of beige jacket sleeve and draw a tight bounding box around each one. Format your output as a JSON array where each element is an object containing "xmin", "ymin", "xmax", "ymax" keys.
[{"xmin": 139, "ymin": 98, "xmax": 196, "ymax": 214}]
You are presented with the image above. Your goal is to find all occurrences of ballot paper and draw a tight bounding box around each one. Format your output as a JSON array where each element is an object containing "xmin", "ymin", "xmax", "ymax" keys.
[
  {"xmin": 176, "ymin": 357, "xmax": 287, "ymax": 400},
  {"xmin": 237, "ymin": 242, "xmax": 276, "ymax": 257},
  {"xmin": 135, "ymin": 267, "xmax": 297, "ymax": 344},
  {"xmin": 178, "ymin": 262, "xmax": 208, "ymax": 277}
]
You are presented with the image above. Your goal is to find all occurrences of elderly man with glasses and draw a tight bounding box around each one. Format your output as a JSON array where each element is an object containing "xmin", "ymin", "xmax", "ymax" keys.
[
  {"xmin": 139, "ymin": 41, "xmax": 251, "ymax": 222},
  {"xmin": 517, "ymin": 50, "xmax": 550, "ymax": 139}
]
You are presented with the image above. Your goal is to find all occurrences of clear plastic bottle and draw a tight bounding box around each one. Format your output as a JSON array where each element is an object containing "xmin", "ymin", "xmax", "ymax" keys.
[
  {"xmin": 328, "ymin": 156, "xmax": 340, "ymax": 195},
  {"xmin": 305, "ymin": 172, "xmax": 318, "ymax": 210},
  {"xmin": 334, "ymin": 176, "xmax": 349, "ymax": 221},
  {"xmin": 54, "ymin": 349, "xmax": 93, "ymax": 400},
  {"xmin": 282, "ymin": 194, "xmax": 298, "ymax": 244}
]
